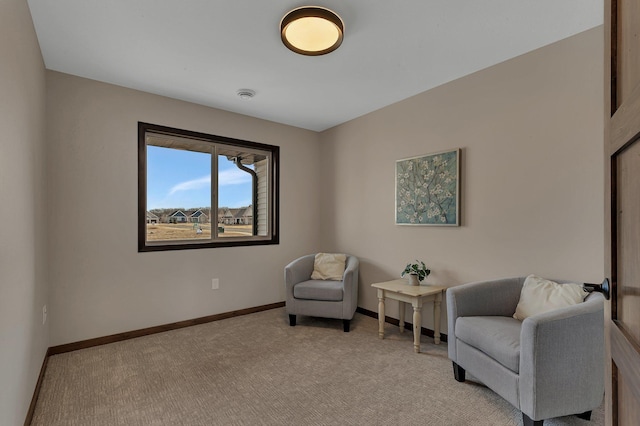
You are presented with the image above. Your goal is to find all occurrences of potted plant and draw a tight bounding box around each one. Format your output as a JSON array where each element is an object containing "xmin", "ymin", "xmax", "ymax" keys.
[{"xmin": 401, "ymin": 260, "xmax": 431, "ymax": 286}]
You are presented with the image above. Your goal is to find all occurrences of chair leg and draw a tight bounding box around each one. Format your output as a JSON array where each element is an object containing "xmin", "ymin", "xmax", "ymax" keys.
[
  {"xmin": 343, "ymin": 319, "xmax": 350, "ymax": 332},
  {"xmin": 522, "ymin": 413, "xmax": 543, "ymax": 426},
  {"xmin": 289, "ymin": 314, "xmax": 296, "ymax": 326},
  {"xmin": 452, "ymin": 362, "xmax": 465, "ymax": 382},
  {"xmin": 576, "ymin": 410, "xmax": 592, "ymax": 421}
]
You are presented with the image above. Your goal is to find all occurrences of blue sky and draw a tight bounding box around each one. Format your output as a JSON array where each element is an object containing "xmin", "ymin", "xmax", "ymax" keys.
[{"xmin": 147, "ymin": 146, "xmax": 252, "ymax": 209}]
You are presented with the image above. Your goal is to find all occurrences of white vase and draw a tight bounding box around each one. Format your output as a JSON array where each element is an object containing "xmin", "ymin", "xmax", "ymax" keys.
[{"xmin": 408, "ymin": 274, "xmax": 419, "ymax": 286}]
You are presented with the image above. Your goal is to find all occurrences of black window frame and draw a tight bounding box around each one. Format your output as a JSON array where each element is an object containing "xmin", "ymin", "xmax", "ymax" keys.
[{"xmin": 138, "ymin": 122, "xmax": 279, "ymax": 252}]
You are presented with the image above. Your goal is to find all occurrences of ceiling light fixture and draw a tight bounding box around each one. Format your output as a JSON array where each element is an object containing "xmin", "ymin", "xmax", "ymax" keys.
[
  {"xmin": 280, "ymin": 6, "xmax": 344, "ymax": 56},
  {"xmin": 237, "ymin": 89, "xmax": 255, "ymax": 100}
]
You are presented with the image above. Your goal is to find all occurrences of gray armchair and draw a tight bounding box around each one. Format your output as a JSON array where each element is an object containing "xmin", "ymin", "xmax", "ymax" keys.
[
  {"xmin": 446, "ymin": 277, "xmax": 605, "ymax": 426},
  {"xmin": 285, "ymin": 254, "xmax": 359, "ymax": 332}
]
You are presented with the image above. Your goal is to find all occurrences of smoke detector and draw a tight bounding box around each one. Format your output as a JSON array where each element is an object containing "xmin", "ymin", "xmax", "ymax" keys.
[{"xmin": 237, "ymin": 89, "xmax": 255, "ymax": 100}]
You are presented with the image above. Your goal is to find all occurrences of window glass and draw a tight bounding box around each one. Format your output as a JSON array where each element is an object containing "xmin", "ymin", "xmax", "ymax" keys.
[{"xmin": 217, "ymin": 155, "xmax": 253, "ymax": 238}]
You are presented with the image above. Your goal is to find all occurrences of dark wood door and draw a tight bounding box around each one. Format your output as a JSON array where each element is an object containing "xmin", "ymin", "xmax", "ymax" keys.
[{"xmin": 607, "ymin": 1, "xmax": 640, "ymax": 424}]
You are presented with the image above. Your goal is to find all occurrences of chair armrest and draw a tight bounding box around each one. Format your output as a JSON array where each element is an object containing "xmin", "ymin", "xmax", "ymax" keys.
[
  {"xmin": 284, "ymin": 254, "xmax": 315, "ymax": 298},
  {"xmin": 341, "ymin": 256, "xmax": 359, "ymax": 319},
  {"xmin": 519, "ymin": 295, "xmax": 605, "ymax": 420},
  {"xmin": 342, "ymin": 256, "xmax": 359, "ymax": 286},
  {"xmin": 447, "ymin": 277, "xmax": 524, "ymax": 361}
]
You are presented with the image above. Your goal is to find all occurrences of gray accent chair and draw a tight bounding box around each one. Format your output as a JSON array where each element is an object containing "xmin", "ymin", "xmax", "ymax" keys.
[
  {"xmin": 285, "ymin": 254, "xmax": 359, "ymax": 332},
  {"xmin": 446, "ymin": 277, "xmax": 604, "ymax": 426}
]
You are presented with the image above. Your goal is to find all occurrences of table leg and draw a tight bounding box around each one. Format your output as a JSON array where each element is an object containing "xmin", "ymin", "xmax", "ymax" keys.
[
  {"xmin": 412, "ymin": 305, "xmax": 422, "ymax": 353},
  {"xmin": 433, "ymin": 292, "xmax": 442, "ymax": 345},
  {"xmin": 398, "ymin": 301, "xmax": 405, "ymax": 333},
  {"xmin": 377, "ymin": 290, "xmax": 385, "ymax": 339}
]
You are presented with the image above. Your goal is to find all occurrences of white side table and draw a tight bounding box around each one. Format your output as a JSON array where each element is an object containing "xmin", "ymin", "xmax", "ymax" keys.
[{"xmin": 371, "ymin": 279, "xmax": 446, "ymax": 353}]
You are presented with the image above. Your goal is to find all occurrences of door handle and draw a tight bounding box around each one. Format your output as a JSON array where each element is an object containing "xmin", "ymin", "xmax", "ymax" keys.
[{"xmin": 584, "ymin": 278, "xmax": 610, "ymax": 300}]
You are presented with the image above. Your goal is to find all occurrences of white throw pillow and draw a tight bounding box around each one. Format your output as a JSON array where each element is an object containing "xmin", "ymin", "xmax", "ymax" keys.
[
  {"xmin": 513, "ymin": 275, "xmax": 586, "ymax": 320},
  {"xmin": 310, "ymin": 253, "xmax": 347, "ymax": 281}
]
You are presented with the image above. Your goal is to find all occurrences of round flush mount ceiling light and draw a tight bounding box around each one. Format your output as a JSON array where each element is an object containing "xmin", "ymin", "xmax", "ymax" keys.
[
  {"xmin": 280, "ymin": 6, "xmax": 344, "ymax": 56},
  {"xmin": 237, "ymin": 89, "xmax": 255, "ymax": 100}
]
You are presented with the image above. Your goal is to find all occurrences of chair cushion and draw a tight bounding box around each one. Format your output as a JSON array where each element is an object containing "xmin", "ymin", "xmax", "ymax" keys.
[
  {"xmin": 310, "ymin": 253, "xmax": 346, "ymax": 280},
  {"xmin": 455, "ymin": 316, "xmax": 522, "ymax": 373},
  {"xmin": 513, "ymin": 275, "xmax": 586, "ymax": 320},
  {"xmin": 293, "ymin": 280, "xmax": 344, "ymax": 301}
]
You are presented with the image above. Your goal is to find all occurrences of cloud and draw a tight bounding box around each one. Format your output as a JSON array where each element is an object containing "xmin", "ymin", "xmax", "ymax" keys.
[
  {"xmin": 169, "ymin": 175, "xmax": 210, "ymax": 195},
  {"xmin": 168, "ymin": 169, "xmax": 251, "ymax": 195},
  {"xmin": 219, "ymin": 169, "xmax": 252, "ymax": 186}
]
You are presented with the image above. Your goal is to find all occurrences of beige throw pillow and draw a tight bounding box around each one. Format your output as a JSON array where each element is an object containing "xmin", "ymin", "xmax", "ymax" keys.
[
  {"xmin": 310, "ymin": 253, "xmax": 347, "ymax": 281},
  {"xmin": 513, "ymin": 274, "xmax": 586, "ymax": 320}
]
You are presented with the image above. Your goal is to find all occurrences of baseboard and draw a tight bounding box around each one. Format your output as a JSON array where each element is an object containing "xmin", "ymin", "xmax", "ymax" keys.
[
  {"xmin": 25, "ymin": 301, "xmax": 285, "ymax": 425},
  {"xmin": 23, "ymin": 347, "xmax": 51, "ymax": 426},
  {"xmin": 356, "ymin": 306, "xmax": 448, "ymax": 342}
]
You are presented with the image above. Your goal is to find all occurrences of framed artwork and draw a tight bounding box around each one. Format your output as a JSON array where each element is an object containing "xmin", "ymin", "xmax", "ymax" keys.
[{"xmin": 395, "ymin": 148, "xmax": 460, "ymax": 226}]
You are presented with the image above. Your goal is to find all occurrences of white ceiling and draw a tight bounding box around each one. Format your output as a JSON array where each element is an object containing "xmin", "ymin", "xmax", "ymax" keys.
[{"xmin": 27, "ymin": 1, "xmax": 602, "ymax": 132}]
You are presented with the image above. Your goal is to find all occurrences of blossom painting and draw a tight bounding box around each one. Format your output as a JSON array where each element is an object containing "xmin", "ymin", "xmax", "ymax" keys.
[{"xmin": 395, "ymin": 149, "xmax": 460, "ymax": 226}]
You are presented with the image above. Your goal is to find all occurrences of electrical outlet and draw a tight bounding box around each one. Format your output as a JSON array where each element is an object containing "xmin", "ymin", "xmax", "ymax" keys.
[
  {"xmin": 211, "ymin": 278, "xmax": 219, "ymax": 290},
  {"xmin": 42, "ymin": 305, "xmax": 47, "ymax": 325}
]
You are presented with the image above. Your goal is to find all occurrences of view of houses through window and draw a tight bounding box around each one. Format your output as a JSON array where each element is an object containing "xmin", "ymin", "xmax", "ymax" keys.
[
  {"xmin": 139, "ymin": 123, "xmax": 279, "ymax": 251},
  {"xmin": 146, "ymin": 204, "xmax": 256, "ymax": 241}
]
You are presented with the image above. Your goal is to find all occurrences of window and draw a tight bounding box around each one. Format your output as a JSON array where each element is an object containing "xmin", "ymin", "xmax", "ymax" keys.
[{"xmin": 138, "ymin": 122, "xmax": 279, "ymax": 251}]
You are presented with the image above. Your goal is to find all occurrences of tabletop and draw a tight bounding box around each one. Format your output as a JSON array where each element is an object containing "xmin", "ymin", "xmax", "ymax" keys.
[{"xmin": 371, "ymin": 279, "xmax": 446, "ymax": 297}]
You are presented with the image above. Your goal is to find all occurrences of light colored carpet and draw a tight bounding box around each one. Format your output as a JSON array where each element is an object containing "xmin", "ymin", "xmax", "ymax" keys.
[{"xmin": 31, "ymin": 308, "xmax": 604, "ymax": 425}]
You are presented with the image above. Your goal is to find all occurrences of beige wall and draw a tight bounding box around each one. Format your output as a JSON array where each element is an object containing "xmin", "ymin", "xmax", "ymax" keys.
[
  {"xmin": 46, "ymin": 71, "xmax": 321, "ymax": 345},
  {"xmin": 0, "ymin": 0, "xmax": 48, "ymax": 423},
  {"xmin": 320, "ymin": 27, "xmax": 605, "ymax": 332}
]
